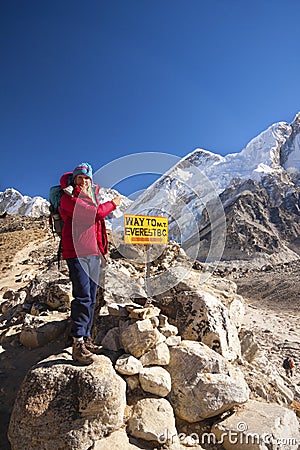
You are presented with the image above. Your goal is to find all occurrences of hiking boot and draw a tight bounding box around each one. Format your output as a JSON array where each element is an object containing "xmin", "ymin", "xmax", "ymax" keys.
[
  {"xmin": 72, "ymin": 340, "xmax": 96, "ymax": 365},
  {"xmin": 84, "ymin": 337, "xmax": 102, "ymax": 354}
]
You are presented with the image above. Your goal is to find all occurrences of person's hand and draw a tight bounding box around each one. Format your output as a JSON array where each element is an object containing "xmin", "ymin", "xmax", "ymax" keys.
[{"xmin": 112, "ymin": 196, "xmax": 122, "ymax": 207}]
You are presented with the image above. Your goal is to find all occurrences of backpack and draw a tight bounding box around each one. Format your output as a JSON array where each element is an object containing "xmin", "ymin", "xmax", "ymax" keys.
[
  {"xmin": 49, "ymin": 185, "xmax": 64, "ymax": 237},
  {"xmin": 49, "ymin": 176, "xmax": 73, "ymax": 268},
  {"xmin": 49, "ymin": 185, "xmax": 64, "ymax": 268}
]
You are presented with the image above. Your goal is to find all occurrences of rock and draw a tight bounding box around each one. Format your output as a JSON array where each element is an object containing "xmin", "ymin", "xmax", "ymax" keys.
[
  {"xmin": 45, "ymin": 282, "xmax": 72, "ymax": 310},
  {"xmin": 0, "ymin": 324, "xmax": 23, "ymax": 346},
  {"xmin": 159, "ymin": 323, "xmax": 179, "ymax": 338},
  {"xmin": 150, "ymin": 316, "xmax": 159, "ymax": 328},
  {"xmin": 126, "ymin": 305, "xmax": 161, "ymax": 320},
  {"xmin": 175, "ymin": 290, "xmax": 241, "ymax": 361},
  {"xmin": 3, "ymin": 289, "xmax": 18, "ymax": 300},
  {"xmin": 139, "ymin": 342, "xmax": 170, "ymax": 366},
  {"xmin": 101, "ymin": 263, "xmax": 146, "ymax": 302},
  {"xmin": 273, "ymin": 376, "xmax": 294, "ymax": 404},
  {"xmin": 8, "ymin": 351, "xmax": 126, "ymax": 450},
  {"xmin": 125, "ymin": 374, "xmax": 140, "ymax": 391},
  {"xmin": 212, "ymin": 399, "xmax": 300, "ymax": 450},
  {"xmin": 19, "ymin": 312, "xmax": 69, "ymax": 348},
  {"xmin": 247, "ymin": 353, "xmax": 295, "ymax": 404},
  {"xmin": 227, "ymin": 295, "xmax": 245, "ymax": 331},
  {"xmin": 101, "ymin": 327, "xmax": 123, "ymax": 351},
  {"xmin": 158, "ymin": 314, "xmax": 169, "ymax": 327},
  {"xmin": 115, "ymin": 354, "xmax": 143, "ymax": 375},
  {"xmin": 107, "ymin": 303, "xmax": 130, "ymax": 317},
  {"xmin": 239, "ymin": 328, "xmax": 260, "ymax": 362},
  {"xmin": 139, "ymin": 366, "xmax": 172, "ymax": 397},
  {"xmin": 167, "ymin": 341, "xmax": 249, "ymax": 422},
  {"xmin": 1, "ymin": 289, "xmax": 27, "ymax": 313},
  {"xmin": 165, "ymin": 335, "xmax": 182, "ymax": 346},
  {"xmin": 291, "ymin": 400, "xmax": 300, "ymax": 418},
  {"xmin": 176, "ymin": 271, "xmax": 238, "ymax": 307},
  {"xmin": 120, "ymin": 319, "xmax": 165, "ymax": 358},
  {"xmin": 93, "ymin": 428, "xmax": 140, "ymax": 449},
  {"xmin": 127, "ymin": 398, "xmax": 176, "ymax": 444},
  {"xmin": 26, "ymin": 269, "xmax": 70, "ymax": 306}
]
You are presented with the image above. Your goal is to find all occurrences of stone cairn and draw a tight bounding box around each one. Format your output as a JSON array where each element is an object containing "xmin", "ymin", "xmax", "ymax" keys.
[{"xmin": 7, "ymin": 300, "xmax": 300, "ymax": 450}]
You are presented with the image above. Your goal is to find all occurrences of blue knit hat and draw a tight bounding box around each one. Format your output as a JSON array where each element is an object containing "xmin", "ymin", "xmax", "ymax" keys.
[{"xmin": 72, "ymin": 163, "xmax": 93, "ymax": 181}]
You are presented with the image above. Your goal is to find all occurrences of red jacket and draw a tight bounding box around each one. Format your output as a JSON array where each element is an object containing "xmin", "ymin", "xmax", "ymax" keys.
[{"xmin": 59, "ymin": 173, "xmax": 116, "ymax": 259}]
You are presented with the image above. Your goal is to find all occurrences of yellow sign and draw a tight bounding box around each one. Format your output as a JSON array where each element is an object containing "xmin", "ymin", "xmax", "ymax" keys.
[{"xmin": 124, "ymin": 214, "xmax": 168, "ymax": 245}]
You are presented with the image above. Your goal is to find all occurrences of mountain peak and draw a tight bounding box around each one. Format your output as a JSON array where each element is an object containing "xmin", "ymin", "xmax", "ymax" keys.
[{"xmin": 0, "ymin": 188, "xmax": 49, "ymax": 217}]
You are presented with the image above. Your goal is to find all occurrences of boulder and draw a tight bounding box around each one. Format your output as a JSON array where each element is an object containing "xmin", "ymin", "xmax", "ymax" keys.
[
  {"xmin": 165, "ymin": 335, "xmax": 182, "ymax": 346},
  {"xmin": 139, "ymin": 366, "xmax": 172, "ymax": 397},
  {"xmin": 239, "ymin": 328, "xmax": 260, "ymax": 362},
  {"xmin": 100, "ymin": 326, "xmax": 123, "ymax": 351},
  {"xmin": 1, "ymin": 289, "xmax": 27, "ymax": 313},
  {"xmin": 175, "ymin": 290, "xmax": 241, "ymax": 361},
  {"xmin": 120, "ymin": 319, "xmax": 165, "ymax": 358},
  {"xmin": 212, "ymin": 399, "xmax": 300, "ymax": 450},
  {"xmin": 125, "ymin": 374, "xmax": 140, "ymax": 391},
  {"xmin": 93, "ymin": 428, "xmax": 140, "ymax": 449},
  {"xmin": 127, "ymin": 398, "xmax": 176, "ymax": 444},
  {"xmin": 167, "ymin": 341, "xmax": 249, "ymax": 422},
  {"xmin": 19, "ymin": 312, "xmax": 69, "ymax": 348},
  {"xmin": 45, "ymin": 282, "xmax": 72, "ymax": 310},
  {"xmin": 26, "ymin": 269, "xmax": 71, "ymax": 307},
  {"xmin": 227, "ymin": 295, "xmax": 245, "ymax": 331},
  {"xmin": 139, "ymin": 342, "xmax": 170, "ymax": 366},
  {"xmin": 8, "ymin": 350, "xmax": 126, "ymax": 450},
  {"xmin": 159, "ymin": 323, "xmax": 179, "ymax": 338},
  {"xmin": 115, "ymin": 354, "xmax": 143, "ymax": 375},
  {"xmin": 0, "ymin": 323, "xmax": 23, "ymax": 346},
  {"xmin": 100, "ymin": 263, "xmax": 146, "ymax": 302},
  {"xmin": 126, "ymin": 305, "xmax": 161, "ymax": 320}
]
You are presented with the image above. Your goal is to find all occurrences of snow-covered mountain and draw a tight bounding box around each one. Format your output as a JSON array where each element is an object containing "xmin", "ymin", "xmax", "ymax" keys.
[
  {"xmin": 130, "ymin": 113, "xmax": 300, "ymax": 211},
  {"xmin": 122, "ymin": 112, "xmax": 300, "ymax": 262},
  {"xmin": 0, "ymin": 187, "xmax": 132, "ymax": 220},
  {"xmin": 0, "ymin": 189, "xmax": 50, "ymax": 217}
]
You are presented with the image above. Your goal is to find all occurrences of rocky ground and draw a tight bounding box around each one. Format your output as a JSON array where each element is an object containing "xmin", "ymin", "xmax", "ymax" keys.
[{"xmin": 0, "ymin": 214, "xmax": 300, "ymax": 449}]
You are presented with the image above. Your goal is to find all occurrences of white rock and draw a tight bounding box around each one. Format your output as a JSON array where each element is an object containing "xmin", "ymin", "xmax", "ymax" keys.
[
  {"xmin": 176, "ymin": 290, "xmax": 241, "ymax": 361},
  {"xmin": 19, "ymin": 312, "xmax": 69, "ymax": 348},
  {"xmin": 167, "ymin": 341, "xmax": 249, "ymax": 422},
  {"xmin": 8, "ymin": 351, "xmax": 127, "ymax": 450},
  {"xmin": 115, "ymin": 354, "xmax": 143, "ymax": 375},
  {"xmin": 228, "ymin": 295, "xmax": 245, "ymax": 330},
  {"xmin": 212, "ymin": 399, "xmax": 300, "ymax": 450},
  {"xmin": 139, "ymin": 343, "xmax": 170, "ymax": 366},
  {"xmin": 159, "ymin": 323, "xmax": 179, "ymax": 338},
  {"xmin": 127, "ymin": 398, "xmax": 176, "ymax": 444},
  {"xmin": 139, "ymin": 366, "xmax": 172, "ymax": 397},
  {"xmin": 120, "ymin": 319, "xmax": 165, "ymax": 358},
  {"xmin": 101, "ymin": 327, "xmax": 122, "ymax": 351},
  {"xmin": 166, "ymin": 335, "xmax": 182, "ymax": 346},
  {"xmin": 93, "ymin": 428, "xmax": 140, "ymax": 449}
]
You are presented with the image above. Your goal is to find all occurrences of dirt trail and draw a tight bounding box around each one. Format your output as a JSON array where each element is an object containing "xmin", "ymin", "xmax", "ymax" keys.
[
  {"xmin": 241, "ymin": 299, "xmax": 300, "ymax": 381},
  {"xmin": 0, "ymin": 234, "xmax": 54, "ymax": 292}
]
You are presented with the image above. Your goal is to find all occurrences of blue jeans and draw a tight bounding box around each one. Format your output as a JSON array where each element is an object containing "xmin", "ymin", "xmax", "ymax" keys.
[{"xmin": 66, "ymin": 256, "xmax": 101, "ymax": 338}]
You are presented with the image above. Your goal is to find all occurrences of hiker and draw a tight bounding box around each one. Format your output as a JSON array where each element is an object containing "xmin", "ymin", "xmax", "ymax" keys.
[
  {"xmin": 283, "ymin": 356, "xmax": 295, "ymax": 377},
  {"xmin": 59, "ymin": 163, "xmax": 121, "ymax": 364}
]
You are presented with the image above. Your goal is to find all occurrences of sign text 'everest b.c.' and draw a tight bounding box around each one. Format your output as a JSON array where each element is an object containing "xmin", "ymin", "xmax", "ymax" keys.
[{"xmin": 124, "ymin": 214, "xmax": 168, "ymax": 245}]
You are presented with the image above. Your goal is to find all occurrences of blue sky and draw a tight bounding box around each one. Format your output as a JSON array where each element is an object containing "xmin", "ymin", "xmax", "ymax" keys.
[{"xmin": 1, "ymin": 0, "xmax": 299, "ymax": 199}]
